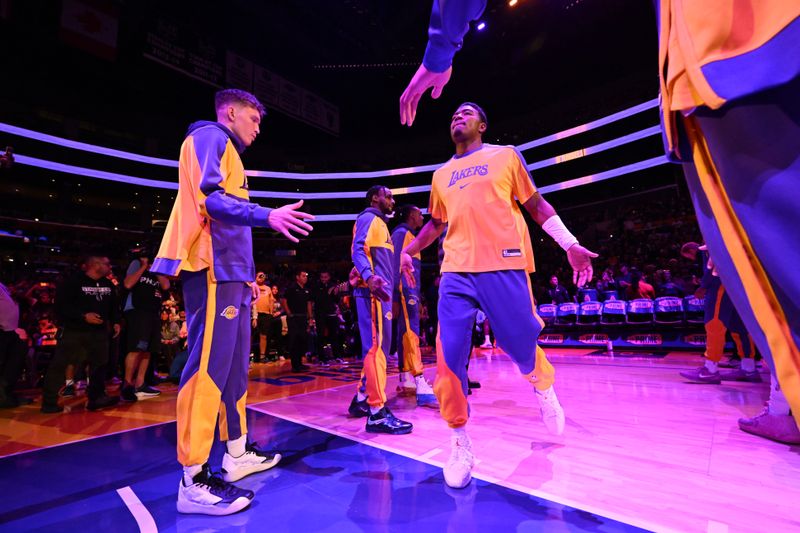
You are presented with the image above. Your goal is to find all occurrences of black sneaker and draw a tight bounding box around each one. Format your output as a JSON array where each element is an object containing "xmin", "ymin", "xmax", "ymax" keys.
[
  {"xmin": 177, "ymin": 463, "xmax": 254, "ymax": 516},
  {"xmin": 135, "ymin": 385, "xmax": 161, "ymax": 400},
  {"xmin": 41, "ymin": 402, "xmax": 64, "ymax": 414},
  {"xmin": 348, "ymin": 394, "xmax": 370, "ymax": 418},
  {"xmin": 120, "ymin": 385, "xmax": 138, "ymax": 403},
  {"xmin": 468, "ymin": 380, "xmax": 481, "ymax": 389},
  {"xmin": 365, "ymin": 407, "xmax": 413, "ymax": 435},
  {"xmin": 87, "ymin": 394, "xmax": 120, "ymax": 411}
]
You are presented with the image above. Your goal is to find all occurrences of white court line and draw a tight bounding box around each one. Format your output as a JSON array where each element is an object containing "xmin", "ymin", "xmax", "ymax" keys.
[
  {"xmin": 251, "ymin": 405, "xmax": 678, "ymax": 533},
  {"xmin": 418, "ymin": 448, "xmax": 442, "ymax": 461},
  {"xmin": 116, "ymin": 486, "xmax": 158, "ymax": 533},
  {"xmin": 706, "ymin": 521, "xmax": 729, "ymax": 533}
]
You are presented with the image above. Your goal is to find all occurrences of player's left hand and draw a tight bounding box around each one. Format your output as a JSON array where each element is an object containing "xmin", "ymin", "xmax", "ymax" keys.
[
  {"xmin": 349, "ymin": 266, "xmax": 361, "ymax": 287},
  {"xmin": 268, "ymin": 200, "xmax": 315, "ymax": 243},
  {"xmin": 400, "ymin": 64, "xmax": 452, "ymax": 126},
  {"xmin": 248, "ymin": 281, "xmax": 259, "ymax": 300},
  {"xmin": 567, "ymin": 244, "xmax": 599, "ymax": 288}
]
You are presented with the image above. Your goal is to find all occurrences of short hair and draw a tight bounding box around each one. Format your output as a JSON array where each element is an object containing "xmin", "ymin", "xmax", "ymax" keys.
[
  {"xmin": 457, "ymin": 102, "xmax": 488, "ymax": 125},
  {"xmin": 396, "ymin": 205, "xmax": 419, "ymax": 223},
  {"xmin": 215, "ymin": 89, "xmax": 266, "ymax": 118},
  {"xmin": 366, "ymin": 185, "xmax": 387, "ymax": 205}
]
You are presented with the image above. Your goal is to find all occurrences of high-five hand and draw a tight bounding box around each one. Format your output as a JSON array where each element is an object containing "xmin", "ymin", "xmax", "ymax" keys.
[
  {"xmin": 399, "ymin": 64, "xmax": 452, "ymax": 126},
  {"xmin": 268, "ymin": 200, "xmax": 315, "ymax": 243}
]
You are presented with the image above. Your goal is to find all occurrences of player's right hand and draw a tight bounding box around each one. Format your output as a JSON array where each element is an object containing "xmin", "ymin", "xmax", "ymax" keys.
[
  {"xmin": 400, "ymin": 64, "xmax": 452, "ymax": 126},
  {"xmin": 367, "ymin": 275, "xmax": 391, "ymax": 302},
  {"xmin": 400, "ymin": 252, "xmax": 416, "ymax": 288},
  {"xmin": 268, "ymin": 200, "xmax": 315, "ymax": 243}
]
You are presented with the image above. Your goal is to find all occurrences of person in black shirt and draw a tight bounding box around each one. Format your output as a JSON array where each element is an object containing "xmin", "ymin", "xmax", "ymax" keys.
[
  {"xmin": 120, "ymin": 253, "xmax": 170, "ymax": 402},
  {"xmin": 548, "ymin": 275, "xmax": 572, "ymax": 305},
  {"xmin": 281, "ymin": 271, "xmax": 314, "ymax": 372},
  {"xmin": 41, "ymin": 255, "xmax": 121, "ymax": 413}
]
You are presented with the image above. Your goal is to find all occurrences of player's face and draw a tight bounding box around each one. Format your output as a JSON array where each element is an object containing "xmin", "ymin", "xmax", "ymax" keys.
[
  {"xmin": 256, "ymin": 272, "xmax": 266, "ymax": 285},
  {"xmin": 409, "ymin": 208, "xmax": 423, "ymax": 230},
  {"xmin": 320, "ymin": 272, "xmax": 331, "ymax": 284},
  {"xmin": 230, "ymin": 104, "xmax": 262, "ymax": 147},
  {"xmin": 550, "ymin": 276, "xmax": 558, "ymax": 286},
  {"xmin": 297, "ymin": 272, "xmax": 308, "ymax": 285},
  {"xmin": 377, "ymin": 188, "xmax": 395, "ymax": 216},
  {"xmin": 450, "ymin": 106, "xmax": 485, "ymax": 143}
]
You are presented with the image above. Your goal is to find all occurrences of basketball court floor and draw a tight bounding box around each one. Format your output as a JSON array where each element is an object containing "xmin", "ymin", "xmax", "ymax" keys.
[{"xmin": 1, "ymin": 348, "xmax": 798, "ymax": 532}]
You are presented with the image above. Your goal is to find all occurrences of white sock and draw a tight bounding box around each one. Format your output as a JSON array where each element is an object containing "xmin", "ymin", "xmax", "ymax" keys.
[
  {"xmin": 226, "ymin": 434, "xmax": 247, "ymax": 457},
  {"xmin": 357, "ymin": 390, "xmax": 367, "ymax": 402},
  {"xmin": 768, "ymin": 375, "xmax": 791, "ymax": 416},
  {"xmin": 369, "ymin": 405, "xmax": 382, "ymax": 415},
  {"xmin": 484, "ymin": 335, "xmax": 491, "ymax": 345},
  {"xmin": 65, "ymin": 379, "xmax": 74, "ymax": 386},
  {"xmin": 704, "ymin": 359, "xmax": 718, "ymax": 373},
  {"xmin": 453, "ymin": 426, "xmax": 467, "ymax": 440},
  {"xmin": 414, "ymin": 374, "xmax": 426, "ymax": 385},
  {"xmin": 741, "ymin": 358, "xmax": 756, "ymax": 372},
  {"xmin": 183, "ymin": 464, "xmax": 203, "ymax": 485}
]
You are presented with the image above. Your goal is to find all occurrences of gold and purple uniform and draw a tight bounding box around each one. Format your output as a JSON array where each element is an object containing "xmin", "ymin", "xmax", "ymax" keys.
[
  {"xmin": 426, "ymin": 0, "xmax": 800, "ymax": 428},
  {"xmin": 430, "ymin": 144, "xmax": 555, "ymax": 428},
  {"xmin": 352, "ymin": 207, "xmax": 394, "ymax": 409},
  {"xmin": 391, "ymin": 223, "xmax": 423, "ymax": 377},
  {"xmin": 152, "ymin": 121, "xmax": 273, "ymax": 467}
]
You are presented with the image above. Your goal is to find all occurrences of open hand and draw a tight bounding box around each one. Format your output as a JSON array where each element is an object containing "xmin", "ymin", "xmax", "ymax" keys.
[
  {"xmin": 400, "ymin": 64, "xmax": 452, "ymax": 126},
  {"xmin": 567, "ymin": 244, "xmax": 599, "ymax": 288},
  {"xmin": 268, "ymin": 200, "xmax": 315, "ymax": 243},
  {"xmin": 400, "ymin": 252, "xmax": 416, "ymax": 288}
]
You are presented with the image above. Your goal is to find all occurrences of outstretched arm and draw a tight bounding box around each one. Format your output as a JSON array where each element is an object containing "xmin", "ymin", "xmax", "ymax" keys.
[{"xmin": 400, "ymin": 0, "xmax": 487, "ymax": 126}]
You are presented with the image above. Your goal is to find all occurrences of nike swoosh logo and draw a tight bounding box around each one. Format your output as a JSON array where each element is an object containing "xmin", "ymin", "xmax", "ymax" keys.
[{"xmin": 459, "ymin": 183, "xmax": 471, "ymax": 190}]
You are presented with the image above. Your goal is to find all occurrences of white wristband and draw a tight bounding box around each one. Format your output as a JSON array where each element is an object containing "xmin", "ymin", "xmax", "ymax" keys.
[{"xmin": 541, "ymin": 215, "xmax": 578, "ymax": 252}]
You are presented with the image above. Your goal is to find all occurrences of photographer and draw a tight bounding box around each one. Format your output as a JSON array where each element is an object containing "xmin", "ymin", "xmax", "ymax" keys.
[
  {"xmin": 121, "ymin": 248, "xmax": 169, "ymax": 402},
  {"xmin": 41, "ymin": 255, "xmax": 121, "ymax": 413}
]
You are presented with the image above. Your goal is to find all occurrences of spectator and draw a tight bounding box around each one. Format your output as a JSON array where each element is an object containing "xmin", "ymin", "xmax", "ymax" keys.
[
  {"xmin": 40, "ymin": 255, "xmax": 121, "ymax": 413},
  {"xmin": 548, "ymin": 275, "xmax": 572, "ymax": 304}
]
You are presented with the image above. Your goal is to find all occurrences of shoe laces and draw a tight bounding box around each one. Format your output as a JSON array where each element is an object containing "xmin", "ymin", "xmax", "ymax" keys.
[{"xmin": 197, "ymin": 469, "xmax": 240, "ymax": 497}]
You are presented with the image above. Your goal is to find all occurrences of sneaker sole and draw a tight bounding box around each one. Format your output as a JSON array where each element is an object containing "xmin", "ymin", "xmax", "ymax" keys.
[
  {"xmin": 444, "ymin": 471, "xmax": 473, "ymax": 489},
  {"xmin": 135, "ymin": 393, "xmax": 161, "ymax": 400},
  {"xmin": 222, "ymin": 454, "xmax": 282, "ymax": 482},
  {"xmin": 365, "ymin": 425, "xmax": 413, "ymax": 435},
  {"xmin": 177, "ymin": 495, "xmax": 252, "ymax": 516}
]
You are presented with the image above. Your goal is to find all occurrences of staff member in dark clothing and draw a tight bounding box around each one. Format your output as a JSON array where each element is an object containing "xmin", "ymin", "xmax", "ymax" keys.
[
  {"xmin": 121, "ymin": 250, "xmax": 170, "ymax": 402},
  {"xmin": 282, "ymin": 271, "xmax": 313, "ymax": 372},
  {"xmin": 314, "ymin": 271, "xmax": 343, "ymax": 362},
  {"xmin": 41, "ymin": 255, "xmax": 121, "ymax": 413}
]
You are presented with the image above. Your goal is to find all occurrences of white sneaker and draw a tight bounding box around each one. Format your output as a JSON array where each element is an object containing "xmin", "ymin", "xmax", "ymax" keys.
[
  {"xmin": 444, "ymin": 434, "xmax": 475, "ymax": 489},
  {"xmin": 221, "ymin": 441, "xmax": 282, "ymax": 482},
  {"xmin": 177, "ymin": 464, "xmax": 254, "ymax": 515},
  {"xmin": 535, "ymin": 386, "xmax": 565, "ymax": 435},
  {"xmin": 415, "ymin": 375, "xmax": 439, "ymax": 409},
  {"xmin": 479, "ymin": 341, "xmax": 493, "ymax": 349}
]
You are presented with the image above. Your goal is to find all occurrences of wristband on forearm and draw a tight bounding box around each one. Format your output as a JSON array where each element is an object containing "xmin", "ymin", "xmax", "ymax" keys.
[{"xmin": 541, "ymin": 215, "xmax": 578, "ymax": 252}]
